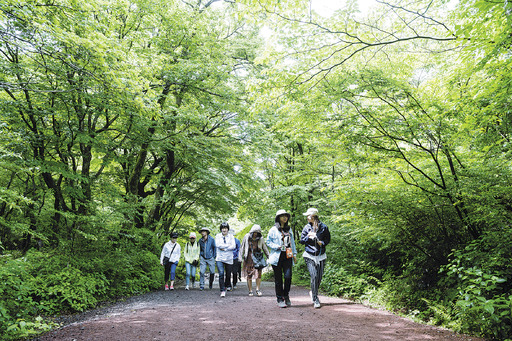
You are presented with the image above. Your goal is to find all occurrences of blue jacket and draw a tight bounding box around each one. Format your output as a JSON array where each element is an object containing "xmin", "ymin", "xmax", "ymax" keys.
[
  {"xmin": 266, "ymin": 224, "xmax": 297, "ymax": 266},
  {"xmin": 199, "ymin": 235, "xmax": 216, "ymax": 260},
  {"xmin": 300, "ymin": 221, "xmax": 330, "ymax": 256},
  {"xmin": 232, "ymin": 238, "xmax": 241, "ymax": 260}
]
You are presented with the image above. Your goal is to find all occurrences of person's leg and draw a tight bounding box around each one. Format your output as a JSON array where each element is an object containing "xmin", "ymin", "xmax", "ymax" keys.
[
  {"xmin": 305, "ymin": 257, "xmax": 319, "ymax": 301},
  {"xmin": 272, "ymin": 263, "xmax": 284, "ymax": 302},
  {"xmin": 199, "ymin": 257, "xmax": 206, "ymax": 289},
  {"xmin": 191, "ymin": 264, "xmax": 197, "ymax": 287},
  {"xmin": 247, "ymin": 275, "xmax": 253, "ymax": 294},
  {"xmin": 232, "ymin": 259, "xmax": 238, "ymax": 288},
  {"xmin": 217, "ymin": 261, "xmax": 226, "ymax": 292},
  {"xmin": 170, "ymin": 262, "xmax": 178, "ymax": 289},
  {"xmin": 224, "ymin": 262, "xmax": 232, "ymax": 290},
  {"xmin": 207, "ymin": 258, "xmax": 216, "ymax": 289},
  {"xmin": 256, "ymin": 277, "xmax": 262, "ymax": 291},
  {"xmin": 185, "ymin": 262, "xmax": 191, "ymax": 287},
  {"xmin": 316, "ymin": 259, "xmax": 326, "ymax": 300},
  {"xmin": 282, "ymin": 257, "xmax": 293, "ymax": 305},
  {"xmin": 164, "ymin": 261, "xmax": 171, "ymax": 288}
]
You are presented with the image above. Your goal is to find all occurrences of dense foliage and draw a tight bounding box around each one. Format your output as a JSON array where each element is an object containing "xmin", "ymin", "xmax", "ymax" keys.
[{"xmin": 1, "ymin": 0, "xmax": 511, "ymax": 339}]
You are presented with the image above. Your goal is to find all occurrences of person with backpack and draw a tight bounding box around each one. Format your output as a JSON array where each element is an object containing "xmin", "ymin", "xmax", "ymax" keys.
[
  {"xmin": 266, "ymin": 209, "xmax": 297, "ymax": 308},
  {"xmin": 160, "ymin": 232, "xmax": 181, "ymax": 291}
]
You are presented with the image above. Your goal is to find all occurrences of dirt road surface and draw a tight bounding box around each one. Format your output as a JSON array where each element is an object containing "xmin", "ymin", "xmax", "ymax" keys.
[{"xmin": 34, "ymin": 281, "xmax": 484, "ymax": 341}]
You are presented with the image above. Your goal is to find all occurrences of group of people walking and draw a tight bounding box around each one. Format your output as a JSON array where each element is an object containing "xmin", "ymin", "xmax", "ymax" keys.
[{"xmin": 160, "ymin": 208, "xmax": 330, "ymax": 308}]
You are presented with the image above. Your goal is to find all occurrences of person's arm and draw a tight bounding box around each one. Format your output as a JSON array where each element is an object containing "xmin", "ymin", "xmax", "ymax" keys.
[
  {"xmin": 211, "ymin": 237, "xmax": 217, "ymax": 259},
  {"xmin": 299, "ymin": 225, "xmax": 311, "ymax": 245},
  {"xmin": 238, "ymin": 237, "xmax": 246, "ymax": 262},
  {"xmin": 266, "ymin": 228, "xmax": 281, "ymax": 250},
  {"xmin": 160, "ymin": 243, "xmax": 167, "ymax": 265}
]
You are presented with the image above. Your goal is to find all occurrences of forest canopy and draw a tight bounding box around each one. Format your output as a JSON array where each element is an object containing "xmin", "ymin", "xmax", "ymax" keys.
[{"xmin": 1, "ymin": 0, "xmax": 511, "ymax": 339}]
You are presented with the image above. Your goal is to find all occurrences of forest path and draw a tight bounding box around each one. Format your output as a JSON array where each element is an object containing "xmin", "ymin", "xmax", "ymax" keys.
[{"xmin": 34, "ymin": 280, "xmax": 483, "ymax": 341}]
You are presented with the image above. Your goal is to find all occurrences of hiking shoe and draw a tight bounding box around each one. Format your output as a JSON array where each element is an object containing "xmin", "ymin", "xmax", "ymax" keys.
[
  {"xmin": 248, "ymin": 291, "xmax": 254, "ymax": 297},
  {"xmin": 277, "ymin": 300, "xmax": 287, "ymax": 308},
  {"xmin": 314, "ymin": 299, "xmax": 321, "ymax": 309},
  {"xmin": 256, "ymin": 290, "xmax": 262, "ymax": 297},
  {"xmin": 185, "ymin": 285, "xmax": 189, "ymax": 290},
  {"xmin": 165, "ymin": 284, "xmax": 169, "ymax": 291},
  {"xmin": 284, "ymin": 297, "xmax": 291, "ymax": 307},
  {"xmin": 220, "ymin": 291, "xmax": 226, "ymax": 298}
]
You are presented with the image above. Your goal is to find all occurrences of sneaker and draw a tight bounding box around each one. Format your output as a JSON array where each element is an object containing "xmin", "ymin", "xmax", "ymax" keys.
[
  {"xmin": 209, "ymin": 285, "xmax": 213, "ymax": 290},
  {"xmin": 284, "ymin": 297, "xmax": 291, "ymax": 307},
  {"xmin": 314, "ymin": 299, "xmax": 321, "ymax": 309},
  {"xmin": 165, "ymin": 284, "xmax": 169, "ymax": 291},
  {"xmin": 256, "ymin": 290, "xmax": 262, "ymax": 297},
  {"xmin": 170, "ymin": 285, "xmax": 174, "ymax": 290},
  {"xmin": 226, "ymin": 287, "xmax": 232, "ymax": 291},
  {"xmin": 220, "ymin": 291, "xmax": 226, "ymax": 298},
  {"xmin": 277, "ymin": 300, "xmax": 287, "ymax": 308},
  {"xmin": 200, "ymin": 287, "xmax": 204, "ymax": 291},
  {"xmin": 185, "ymin": 285, "xmax": 189, "ymax": 290},
  {"xmin": 248, "ymin": 291, "xmax": 254, "ymax": 297},
  {"xmin": 233, "ymin": 285, "xmax": 237, "ymax": 289}
]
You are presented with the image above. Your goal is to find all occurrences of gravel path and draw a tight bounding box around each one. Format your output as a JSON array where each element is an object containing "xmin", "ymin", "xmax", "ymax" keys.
[{"xmin": 32, "ymin": 280, "xmax": 485, "ymax": 341}]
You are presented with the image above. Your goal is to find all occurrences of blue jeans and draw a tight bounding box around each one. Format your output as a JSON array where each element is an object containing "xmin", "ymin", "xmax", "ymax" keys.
[
  {"xmin": 216, "ymin": 261, "xmax": 233, "ymax": 292},
  {"xmin": 272, "ymin": 251, "xmax": 293, "ymax": 302},
  {"xmin": 200, "ymin": 256, "xmax": 216, "ymax": 289},
  {"xmin": 185, "ymin": 262, "xmax": 197, "ymax": 286},
  {"xmin": 164, "ymin": 261, "xmax": 178, "ymax": 282}
]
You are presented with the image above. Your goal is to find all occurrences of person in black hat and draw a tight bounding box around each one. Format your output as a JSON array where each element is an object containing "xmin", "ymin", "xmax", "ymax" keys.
[
  {"xmin": 160, "ymin": 232, "xmax": 181, "ymax": 290},
  {"xmin": 198, "ymin": 227, "xmax": 216, "ymax": 290}
]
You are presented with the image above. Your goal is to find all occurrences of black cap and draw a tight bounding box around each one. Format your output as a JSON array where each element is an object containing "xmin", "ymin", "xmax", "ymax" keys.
[
  {"xmin": 220, "ymin": 222, "xmax": 229, "ymax": 231},
  {"xmin": 170, "ymin": 232, "xmax": 179, "ymax": 238}
]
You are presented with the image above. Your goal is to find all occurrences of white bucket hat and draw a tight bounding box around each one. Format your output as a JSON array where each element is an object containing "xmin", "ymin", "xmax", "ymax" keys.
[
  {"xmin": 189, "ymin": 232, "xmax": 197, "ymax": 238},
  {"xmin": 303, "ymin": 208, "xmax": 319, "ymax": 216}
]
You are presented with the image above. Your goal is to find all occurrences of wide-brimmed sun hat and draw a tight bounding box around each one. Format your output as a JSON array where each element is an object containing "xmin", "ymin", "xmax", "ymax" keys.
[
  {"xmin": 199, "ymin": 227, "xmax": 211, "ymax": 234},
  {"xmin": 275, "ymin": 209, "xmax": 291, "ymax": 220},
  {"xmin": 303, "ymin": 208, "xmax": 319, "ymax": 216}
]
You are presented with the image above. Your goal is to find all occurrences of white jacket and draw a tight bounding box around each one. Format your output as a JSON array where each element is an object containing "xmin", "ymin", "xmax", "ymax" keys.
[
  {"xmin": 215, "ymin": 233, "xmax": 236, "ymax": 264},
  {"xmin": 160, "ymin": 241, "xmax": 181, "ymax": 264}
]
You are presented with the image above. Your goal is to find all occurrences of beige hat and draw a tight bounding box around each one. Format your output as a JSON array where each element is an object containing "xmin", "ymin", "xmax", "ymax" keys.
[
  {"xmin": 275, "ymin": 209, "xmax": 290, "ymax": 219},
  {"xmin": 303, "ymin": 208, "xmax": 319, "ymax": 216},
  {"xmin": 189, "ymin": 232, "xmax": 197, "ymax": 238},
  {"xmin": 199, "ymin": 227, "xmax": 211, "ymax": 234}
]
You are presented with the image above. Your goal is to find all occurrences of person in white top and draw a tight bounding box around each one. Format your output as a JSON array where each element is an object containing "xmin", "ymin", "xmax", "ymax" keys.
[
  {"xmin": 160, "ymin": 232, "xmax": 181, "ymax": 290},
  {"xmin": 215, "ymin": 222, "xmax": 236, "ymax": 297}
]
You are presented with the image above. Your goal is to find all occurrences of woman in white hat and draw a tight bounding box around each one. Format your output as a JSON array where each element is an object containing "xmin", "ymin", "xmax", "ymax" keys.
[
  {"xmin": 184, "ymin": 232, "xmax": 200, "ymax": 290},
  {"xmin": 300, "ymin": 208, "xmax": 331, "ymax": 308},
  {"xmin": 266, "ymin": 209, "xmax": 297, "ymax": 308}
]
